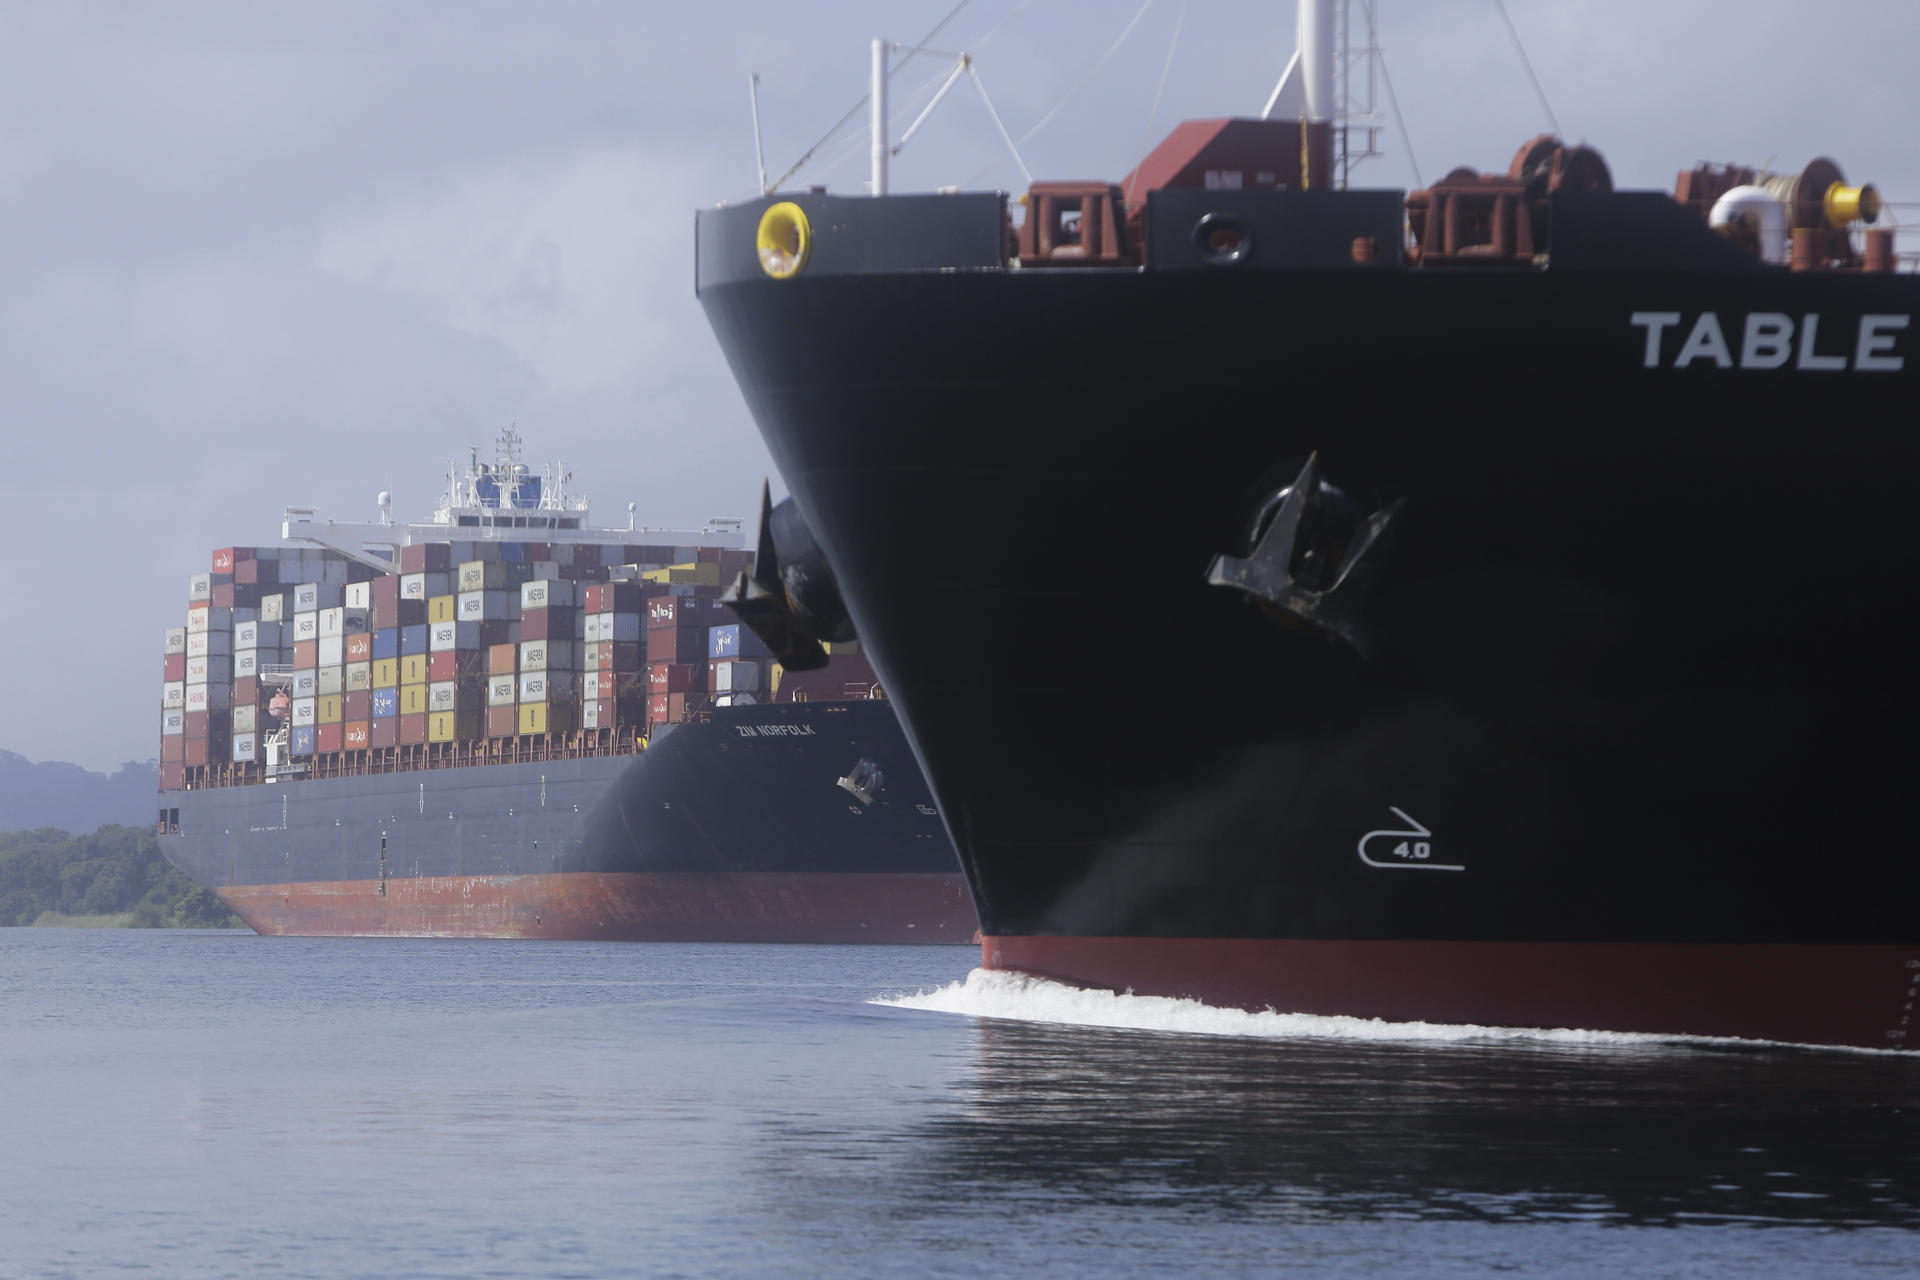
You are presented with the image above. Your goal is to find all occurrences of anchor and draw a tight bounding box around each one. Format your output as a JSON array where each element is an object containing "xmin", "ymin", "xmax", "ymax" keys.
[
  {"xmin": 1206, "ymin": 453, "xmax": 1403, "ymax": 659},
  {"xmin": 836, "ymin": 757, "xmax": 885, "ymax": 806}
]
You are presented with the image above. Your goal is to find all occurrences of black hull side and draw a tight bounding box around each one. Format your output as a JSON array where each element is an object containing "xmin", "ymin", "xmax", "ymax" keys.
[
  {"xmin": 159, "ymin": 701, "xmax": 974, "ymax": 939},
  {"xmin": 698, "ymin": 240, "xmax": 1920, "ymax": 957}
]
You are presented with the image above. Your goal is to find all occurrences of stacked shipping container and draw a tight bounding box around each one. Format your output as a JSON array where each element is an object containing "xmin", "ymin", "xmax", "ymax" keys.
[{"xmin": 163, "ymin": 542, "xmax": 758, "ymax": 790}]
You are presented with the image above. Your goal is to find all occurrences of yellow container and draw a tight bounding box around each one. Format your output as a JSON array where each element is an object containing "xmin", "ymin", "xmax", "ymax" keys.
[
  {"xmin": 428, "ymin": 709, "xmax": 480, "ymax": 743},
  {"xmin": 371, "ymin": 658, "xmax": 399, "ymax": 689},
  {"xmin": 317, "ymin": 694, "xmax": 343, "ymax": 725},
  {"xmin": 640, "ymin": 567, "xmax": 670, "ymax": 584},
  {"xmin": 428, "ymin": 595, "xmax": 457, "ymax": 624},
  {"xmin": 823, "ymin": 640, "xmax": 860, "ymax": 655},
  {"xmin": 518, "ymin": 702, "xmax": 578, "ymax": 736},
  {"xmin": 400, "ymin": 683, "xmax": 428, "ymax": 717},
  {"xmin": 770, "ymin": 663, "xmax": 783, "ymax": 694},
  {"xmin": 400, "ymin": 654, "xmax": 428, "ymax": 685},
  {"xmin": 657, "ymin": 563, "xmax": 723, "ymax": 586}
]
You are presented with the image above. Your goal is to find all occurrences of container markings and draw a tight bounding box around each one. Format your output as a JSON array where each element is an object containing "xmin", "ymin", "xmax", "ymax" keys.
[{"xmin": 1357, "ymin": 807, "xmax": 1464, "ymax": 872}]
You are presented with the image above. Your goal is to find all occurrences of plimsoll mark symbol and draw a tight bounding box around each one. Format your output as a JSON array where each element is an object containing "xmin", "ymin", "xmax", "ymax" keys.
[{"xmin": 1357, "ymin": 807, "xmax": 1466, "ymax": 872}]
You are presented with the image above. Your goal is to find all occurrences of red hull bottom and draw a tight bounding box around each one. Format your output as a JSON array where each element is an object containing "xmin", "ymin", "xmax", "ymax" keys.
[
  {"xmin": 982, "ymin": 935, "xmax": 1920, "ymax": 1051},
  {"xmin": 220, "ymin": 872, "xmax": 978, "ymax": 943}
]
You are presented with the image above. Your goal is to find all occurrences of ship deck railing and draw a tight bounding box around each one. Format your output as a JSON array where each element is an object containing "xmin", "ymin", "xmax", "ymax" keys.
[{"xmin": 174, "ymin": 726, "xmax": 663, "ymax": 790}]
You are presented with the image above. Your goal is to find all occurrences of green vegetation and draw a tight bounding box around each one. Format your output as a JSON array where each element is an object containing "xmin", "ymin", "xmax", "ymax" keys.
[{"xmin": 0, "ymin": 825, "xmax": 242, "ymax": 929}]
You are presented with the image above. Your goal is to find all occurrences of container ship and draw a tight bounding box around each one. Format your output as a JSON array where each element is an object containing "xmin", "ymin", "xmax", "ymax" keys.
[
  {"xmin": 696, "ymin": 3, "xmax": 1920, "ymax": 1047},
  {"xmin": 157, "ymin": 433, "xmax": 975, "ymax": 941}
]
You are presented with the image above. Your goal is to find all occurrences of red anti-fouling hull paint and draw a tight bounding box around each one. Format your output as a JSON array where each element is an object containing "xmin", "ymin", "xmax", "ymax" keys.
[
  {"xmin": 981, "ymin": 936, "xmax": 1920, "ymax": 1051},
  {"xmin": 223, "ymin": 872, "xmax": 979, "ymax": 943}
]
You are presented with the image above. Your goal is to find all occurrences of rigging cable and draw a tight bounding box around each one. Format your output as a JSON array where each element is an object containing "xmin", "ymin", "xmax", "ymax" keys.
[
  {"xmin": 964, "ymin": 0, "xmax": 1157, "ymax": 185},
  {"xmin": 1126, "ymin": 0, "xmax": 1189, "ymax": 205},
  {"xmin": 1490, "ymin": 0, "xmax": 1564, "ymax": 139},
  {"xmin": 766, "ymin": 0, "xmax": 975, "ymax": 193},
  {"xmin": 1375, "ymin": 43, "xmax": 1422, "ymax": 190}
]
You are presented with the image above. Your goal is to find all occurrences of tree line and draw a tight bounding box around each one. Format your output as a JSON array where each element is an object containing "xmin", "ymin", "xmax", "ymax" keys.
[{"xmin": 0, "ymin": 824, "xmax": 242, "ymax": 928}]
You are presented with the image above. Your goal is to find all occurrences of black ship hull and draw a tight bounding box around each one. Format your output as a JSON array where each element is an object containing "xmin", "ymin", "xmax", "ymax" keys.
[
  {"xmin": 160, "ymin": 701, "xmax": 975, "ymax": 942},
  {"xmin": 698, "ymin": 191, "xmax": 1920, "ymax": 1047}
]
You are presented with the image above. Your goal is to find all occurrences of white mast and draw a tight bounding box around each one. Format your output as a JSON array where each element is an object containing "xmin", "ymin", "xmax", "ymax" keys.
[
  {"xmin": 870, "ymin": 39, "xmax": 889, "ymax": 196},
  {"xmin": 1261, "ymin": 0, "xmax": 1336, "ymax": 124}
]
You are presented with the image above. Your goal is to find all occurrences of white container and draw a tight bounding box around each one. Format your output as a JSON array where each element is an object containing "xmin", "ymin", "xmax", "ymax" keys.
[
  {"xmin": 345, "ymin": 582, "xmax": 372, "ymax": 610},
  {"xmin": 428, "ymin": 681, "xmax": 457, "ymax": 713},
  {"xmin": 186, "ymin": 655, "xmax": 232, "ymax": 685},
  {"xmin": 162, "ymin": 627, "xmax": 187, "ymax": 655},
  {"xmin": 583, "ymin": 698, "xmax": 604, "ymax": 729},
  {"xmin": 712, "ymin": 661, "xmax": 732, "ymax": 693},
  {"xmin": 236, "ymin": 620, "xmax": 258, "ymax": 649},
  {"xmin": 457, "ymin": 589, "xmax": 514, "ymax": 622},
  {"xmin": 161, "ymin": 708, "xmax": 184, "ymax": 736},
  {"xmin": 317, "ymin": 634, "xmax": 344, "ymax": 668},
  {"xmin": 292, "ymin": 670, "xmax": 318, "ymax": 698},
  {"xmin": 232, "ymin": 704, "xmax": 258, "ymax": 735},
  {"xmin": 292, "ymin": 697, "xmax": 316, "ymax": 727},
  {"xmin": 317, "ymin": 665, "xmax": 343, "ymax": 696},
  {"xmin": 344, "ymin": 661, "xmax": 371, "ymax": 692},
  {"xmin": 292, "ymin": 611, "xmax": 319, "ymax": 643},
  {"xmin": 186, "ymin": 630, "xmax": 210, "ymax": 659},
  {"xmin": 318, "ymin": 606, "xmax": 343, "ymax": 637},
  {"xmin": 429, "ymin": 621, "xmax": 479, "ymax": 652},
  {"xmin": 231, "ymin": 733, "xmax": 258, "ymax": 764},
  {"xmin": 184, "ymin": 682, "xmax": 232, "ymax": 713},
  {"xmin": 261, "ymin": 595, "xmax": 285, "ymax": 622},
  {"xmin": 520, "ymin": 639, "xmax": 550, "ymax": 672},
  {"xmin": 234, "ymin": 649, "xmax": 257, "ymax": 679},
  {"xmin": 584, "ymin": 614, "xmax": 605, "ymax": 643},
  {"xmin": 161, "ymin": 681, "xmax": 186, "ymax": 710},
  {"xmin": 583, "ymin": 671, "xmax": 602, "ymax": 700},
  {"xmin": 400, "ymin": 573, "xmax": 427, "ymax": 600},
  {"xmin": 293, "ymin": 583, "xmax": 320, "ymax": 612},
  {"xmin": 518, "ymin": 671, "xmax": 550, "ymax": 703},
  {"xmin": 187, "ymin": 572, "xmax": 213, "ymax": 602},
  {"xmin": 521, "ymin": 579, "xmax": 578, "ymax": 611},
  {"xmin": 487, "ymin": 675, "xmax": 517, "ymax": 707}
]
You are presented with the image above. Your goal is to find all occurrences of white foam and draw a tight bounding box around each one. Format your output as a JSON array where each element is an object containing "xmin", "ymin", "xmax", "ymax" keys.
[{"xmin": 872, "ymin": 968, "xmax": 1862, "ymax": 1052}]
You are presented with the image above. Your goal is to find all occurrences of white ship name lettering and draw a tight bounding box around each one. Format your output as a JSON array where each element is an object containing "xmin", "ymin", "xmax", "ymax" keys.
[
  {"xmin": 1630, "ymin": 311, "xmax": 1908, "ymax": 372},
  {"xmin": 733, "ymin": 723, "xmax": 817, "ymax": 738}
]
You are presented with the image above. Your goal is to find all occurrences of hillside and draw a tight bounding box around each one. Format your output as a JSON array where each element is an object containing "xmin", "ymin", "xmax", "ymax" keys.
[{"xmin": 0, "ymin": 753, "xmax": 160, "ymax": 833}]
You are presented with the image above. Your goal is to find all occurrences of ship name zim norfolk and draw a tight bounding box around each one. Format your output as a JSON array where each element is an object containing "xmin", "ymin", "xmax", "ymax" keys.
[{"xmin": 696, "ymin": 0, "xmax": 1920, "ymax": 1049}]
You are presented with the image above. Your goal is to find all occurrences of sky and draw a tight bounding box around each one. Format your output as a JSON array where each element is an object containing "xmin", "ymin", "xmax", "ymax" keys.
[{"xmin": 3, "ymin": 0, "xmax": 1915, "ymax": 771}]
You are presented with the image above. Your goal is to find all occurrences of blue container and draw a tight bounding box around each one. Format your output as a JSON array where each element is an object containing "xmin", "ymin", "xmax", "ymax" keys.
[
  {"xmin": 400, "ymin": 624, "xmax": 429, "ymax": 656},
  {"xmin": 371, "ymin": 688, "xmax": 399, "ymax": 719},
  {"xmin": 498, "ymin": 542, "xmax": 524, "ymax": 563},
  {"xmin": 372, "ymin": 628, "xmax": 399, "ymax": 660},
  {"xmin": 290, "ymin": 725, "xmax": 316, "ymax": 757},
  {"xmin": 708, "ymin": 623, "xmax": 769, "ymax": 661}
]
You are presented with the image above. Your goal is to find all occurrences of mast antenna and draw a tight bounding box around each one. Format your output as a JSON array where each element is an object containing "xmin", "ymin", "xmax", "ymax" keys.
[{"xmin": 749, "ymin": 73, "xmax": 770, "ymax": 195}]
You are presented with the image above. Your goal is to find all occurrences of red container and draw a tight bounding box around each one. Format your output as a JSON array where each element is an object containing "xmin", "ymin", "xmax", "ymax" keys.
[
  {"xmin": 293, "ymin": 639, "xmax": 318, "ymax": 668},
  {"xmin": 345, "ymin": 633, "xmax": 373, "ymax": 662},
  {"xmin": 488, "ymin": 642, "xmax": 518, "ymax": 676},
  {"xmin": 343, "ymin": 690, "xmax": 372, "ymax": 720},
  {"xmin": 163, "ymin": 653, "xmax": 186, "ymax": 682},
  {"xmin": 369, "ymin": 717, "xmax": 399, "ymax": 749},
  {"xmin": 234, "ymin": 675, "xmax": 260, "ymax": 705},
  {"xmin": 645, "ymin": 628, "xmax": 706, "ymax": 664},
  {"xmin": 590, "ymin": 696, "xmax": 615, "ymax": 726},
  {"xmin": 211, "ymin": 547, "xmax": 239, "ymax": 574},
  {"xmin": 372, "ymin": 575, "xmax": 401, "ymax": 607},
  {"xmin": 583, "ymin": 584, "xmax": 602, "ymax": 613},
  {"xmin": 600, "ymin": 642, "xmax": 643, "ymax": 672},
  {"xmin": 647, "ymin": 692, "xmax": 689, "ymax": 725},
  {"xmin": 343, "ymin": 721, "xmax": 370, "ymax": 751},
  {"xmin": 486, "ymin": 705, "xmax": 518, "ymax": 738},
  {"xmin": 184, "ymin": 735, "xmax": 229, "ymax": 767},
  {"xmin": 159, "ymin": 762, "xmax": 185, "ymax": 791},
  {"xmin": 184, "ymin": 710, "xmax": 211, "ymax": 738},
  {"xmin": 160, "ymin": 737, "xmax": 184, "ymax": 763},
  {"xmin": 315, "ymin": 723, "xmax": 343, "ymax": 753},
  {"xmin": 399, "ymin": 713, "xmax": 429, "ymax": 745},
  {"xmin": 646, "ymin": 663, "xmax": 702, "ymax": 694},
  {"xmin": 428, "ymin": 649, "xmax": 487, "ymax": 681},
  {"xmin": 646, "ymin": 596, "xmax": 684, "ymax": 628},
  {"xmin": 212, "ymin": 583, "xmax": 234, "ymax": 608},
  {"xmin": 400, "ymin": 543, "xmax": 452, "ymax": 573},
  {"xmin": 520, "ymin": 607, "xmax": 576, "ymax": 641}
]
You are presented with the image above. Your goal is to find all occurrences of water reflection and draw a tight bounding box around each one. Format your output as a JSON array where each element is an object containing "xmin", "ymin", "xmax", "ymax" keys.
[{"xmin": 908, "ymin": 1019, "xmax": 1920, "ymax": 1228}]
